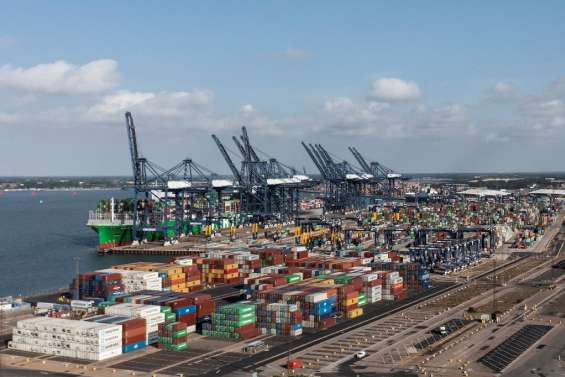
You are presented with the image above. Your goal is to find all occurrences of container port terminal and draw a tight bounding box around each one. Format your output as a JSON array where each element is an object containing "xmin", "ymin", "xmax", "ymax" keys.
[{"xmin": 1, "ymin": 113, "xmax": 565, "ymax": 377}]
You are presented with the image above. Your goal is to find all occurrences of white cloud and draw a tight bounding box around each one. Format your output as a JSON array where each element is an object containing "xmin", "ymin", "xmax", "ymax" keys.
[
  {"xmin": 283, "ymin": 48, "xmax": 313, "ymax": 60},
  {"xmin": 485, "ymin": 132, "xmax": 511, "ymax": 143},
  {"xmin": 87, "ymin": 89, "xmax": 214, "ymax": 121},
  {"xmin": 494, "ymin": 81, "xmax": 515, "ymax": 95},
  {"xmin": 240, "ymin": 104, "xmax": 255, "ymax": 114},
  {"xmin": 232, "ymin": 103, "xmax": 304, "ymax": 135},
  {"xmin": 324, "ymin": 97, "xmax": 356, "ymax": 113},
  {"xmin": 0, "ymin": 111, "xmax": 19, "ymax": 124},
  {"xmin": 486, "ymin": 81, "xmax": 519, "ymax": 102},
  {"xmin": 267, "ymin": 48, "xmax": 314, "ymax": 61},
  {"xmin": 0, "ymin": 35, "xmax": 16, "ymax": 47},
  {"xmin": 520, "ymin": 98, "xmax": 565, "ymax": 131},
  {"xmin": 323, "ymin": 97, "xmax": 392, "ymax": 132},
  {"xmin": 323, "ymin": 94, "xmax": 466, "ymax": 138},
  {"xmin": 371, "ymin": 77, "xmax": 421, "ymax": 101},
  {"xmin": 0, "ymin": 59, "xmax": 120, "ymax": 94}
]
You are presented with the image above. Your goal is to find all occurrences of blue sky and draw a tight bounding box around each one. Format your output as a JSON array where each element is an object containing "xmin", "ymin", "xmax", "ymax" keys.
[{"xmin": 1, "ymin": 1, "xmax": 565, "ymax": 175}]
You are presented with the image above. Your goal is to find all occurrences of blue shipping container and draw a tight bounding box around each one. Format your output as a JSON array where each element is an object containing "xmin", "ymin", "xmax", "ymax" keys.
[
  {"xmin": 176, "ymin": 305, "xmax": 197, "ymax": 316},
  {"xmin": 123, "ymin": 340, "xmax": 147, "ymax": 353}
]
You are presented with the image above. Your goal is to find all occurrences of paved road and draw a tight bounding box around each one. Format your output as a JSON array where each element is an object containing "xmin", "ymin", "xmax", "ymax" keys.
[{"xmin": 0, "ymin": 369, "xmax": 79, "ymax": 377}]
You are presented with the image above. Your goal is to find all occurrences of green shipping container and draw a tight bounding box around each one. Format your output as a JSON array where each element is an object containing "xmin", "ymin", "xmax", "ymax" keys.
[
  {"xmin": 165, "ymin": 312, "xmax": 177, "ymax": 322},
  {"xmin": 334, "ymin": 276, "xmax": 352, "ymax": 284},
  {"xmin": 173, "ymin": 329, "xmax": 188, "ymax": 338},
  {"xmin": 286, "ymin": 275, "xmax": 301, "ymax": 283},
  {"xmin": 160, "ymin": 306, "xmax": 172, "ymax": 314},
  {"xmin": 97, "ymin": 301, "xmax": 114, "ymax": 309},
  {"xmin": 165, "ymin": 342, "xmax": 188, "ymax": 351},
  {"xmin": 219, "ymin": 303, "xmax": 255, "ymax": 315}
]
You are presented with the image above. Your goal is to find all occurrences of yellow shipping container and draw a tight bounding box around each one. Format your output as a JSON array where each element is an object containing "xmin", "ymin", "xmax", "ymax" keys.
[
  {"xmin": 346, "ymin": 308, "xmax": 363, "ymax": 319},
  {"xmin": 169, "ymin": 273, "xmax": 186, "ymax": 281},
  {"xmin": 345, "ymin": 297, "xmax": 358, "ymax": 306},
  {"xmin": 185, "ymin": 280, "xmax": 201, "ymax": 288},
  {"xmin": 157, "ymin": 266, "xmax": 182, "ymax": 275},
  {"xmin": 224, "ymin": 263, "xmax": 238, "ymax": 270}
]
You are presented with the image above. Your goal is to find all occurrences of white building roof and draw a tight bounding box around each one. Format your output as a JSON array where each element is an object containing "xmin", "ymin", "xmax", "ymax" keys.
[
  {"xmin": 530, "ymin": 189, "xmax": 565, "ymax": 196},
  {"xmin": 457, "ymin": 188, "xmax": 511, "ymax": 197},
  {"xmin": 167, "ymin": 179, "xmax": 233, "ymax": 189}
]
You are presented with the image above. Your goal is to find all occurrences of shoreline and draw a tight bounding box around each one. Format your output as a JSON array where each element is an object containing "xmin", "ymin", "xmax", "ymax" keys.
[{"xmin": 2, "ymin": 187, "xmax": 127, "ymax": 192}]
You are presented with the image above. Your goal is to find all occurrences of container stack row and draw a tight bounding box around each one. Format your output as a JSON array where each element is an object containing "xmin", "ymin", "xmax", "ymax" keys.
[
  {"xmin": 104, "ymin": 303, "xmax": 165, "ymax": 345},
  {"xmin": 361, "ymin": 272, "xmax": 383, "ymax": 303},
  {"xmin": 371, "ymin": 261, "xmax": 432, "ymax": 289},
  {"xmin": 9, "ymin": 317, "xmax": 122, "ymax": 361},
  {"xmin": 114, "ymin": 291, "xmax": 215, "ymax": 333},
  {"xmin": 202, "ymin": 303, "xmax": 258, "ymax": 340},
  {"xmin": 73, "ymin": 272, "xmax": 125, "ymax": 301},
  {"xmin": 199, "ymin": 258, "xmax": 240, "ymax": 285},
  {"xmin": 85, "ymin": 315, "xmax": 147, "ymax": 353},
  {"xmin": 96, "ymin": 269, "xmax": 162, "ymax": 292},
  {"xmin": 381, "ymin": 271, "xmax": 406, "ymax": 301},
  {"xmin": 157, "ymin": 321, "xmax": 188, "ymax": 351},
  {"xmin": 111, "ymin": 261, "xmax": 203, "ymax": 293},
  {"xmin": 256, "ymin": 302, "xmax": 303, "ymax": 336}
]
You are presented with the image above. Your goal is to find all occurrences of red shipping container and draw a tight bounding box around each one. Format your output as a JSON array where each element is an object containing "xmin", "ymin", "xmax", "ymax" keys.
[
  {"xmin": 177, "ymin": 313, "xmax": 197, "ymax": 325},
  {"xmin": 123, "ymin": 333, "xmax": 147, "ymax": 344}
]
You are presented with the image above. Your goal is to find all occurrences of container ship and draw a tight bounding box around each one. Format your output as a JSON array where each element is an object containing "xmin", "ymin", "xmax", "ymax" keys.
[
  {"xmin": 87, "ymin": 198, "xmax": 134, "ymax": 250},
  {"xmin": 87, "ymin": 195, "xmax": 242, "ymax": 250}
]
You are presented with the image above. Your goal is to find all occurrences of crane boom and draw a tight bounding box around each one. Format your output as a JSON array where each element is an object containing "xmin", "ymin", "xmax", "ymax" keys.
[
  {"xmin": 302, "ymin": 142, "xmax": 328, "ymax": 179},
  {"xmin": 212, "ymin": 134, "xmax": 242, "ymax": 183},
  {"xmin": 241, "ymin": 126, "xmax": 261, "ymax": 162},
  {"xmin": 125, "ymin": 112, "xmax": 145, "ymax": 185},
  {"xmin": 232, "ymin": 136, "xmax": 246, "ymax": 158},
  {"xmin": 349, "ymin": 146, "xmax": 372, "ymax": 173}
]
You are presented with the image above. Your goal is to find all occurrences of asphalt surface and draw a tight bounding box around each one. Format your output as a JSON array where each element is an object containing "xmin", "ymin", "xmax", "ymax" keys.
[
  {"xmin": 0, "ymin": 369, "xmax": 79, "ymax": 377},
  {"xmin": 321, "ymin": 350, "xmax": 419, "ymax": 377},
  {"xmin": 204, "ymin": 283, "xmax": 241, "ymax": 297},
  {"xmin": 504, "ymin": 325, "xmax": 565, "ymax": 377},
  {"xmin": 479, "ymin": 324, "xmax": 554, "ymax": 373},
  {"xmin": 198, "ymin": 282, "xmax": 455, "ymax": 377}
]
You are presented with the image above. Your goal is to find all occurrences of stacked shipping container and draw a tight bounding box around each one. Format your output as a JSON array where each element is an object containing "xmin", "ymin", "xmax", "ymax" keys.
[
  {"xmin": 157, "ymin": 321, "xmax": 188, "ymax": 351},
  {"xmin": 96, "ymin": 269, "xmax": 162, "ymax": 292},
  {"xmin": 85, "ymin": 315, "xmax": 147, "ymax": 353},
  {"xmin": 73, "ymin": 272, "xmax": 125, "ymax": 301},
  {"xmin": 202, "ymin": 303, "xmax": 258, "ymax": 340},
  {"xmin": 199, "ymin": 258, "xmax": 240, "ymax": 285},
  {"xmin": 104, "ymin": 303, "xmax": 165, "ymax": 345},
  {"xmin": 9, "ymin": 317, "xmax": 122, "ymax": 361},
  {"xmin": 256, "ymin": 302, "xmax": 303, "ymax": 336}
]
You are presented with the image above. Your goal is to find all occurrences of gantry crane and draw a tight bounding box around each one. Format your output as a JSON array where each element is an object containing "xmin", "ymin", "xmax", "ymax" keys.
[
  {"xmin": 213, "ymin": 127, "xmax": 313, "ymax": 223},
  {"xmin": 126, "ymin": 112, "xmax": 230, "ymax": 245},
  {"xmin": 348, "ymin": 146, "xmax": 401, "ymax": 193},
  {"xmin": 302, "ymin": 142, "xmax": 373, "ymax": 212}
]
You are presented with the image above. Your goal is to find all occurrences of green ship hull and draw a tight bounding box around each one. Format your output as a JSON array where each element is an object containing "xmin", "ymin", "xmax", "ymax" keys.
[
  {"xmin": 89, "ymin": 224, "xmax": 133, "ymax": 250},
  {"xmin": 89, "ymin": 222, "xmax": 201, "ymax": 250}
]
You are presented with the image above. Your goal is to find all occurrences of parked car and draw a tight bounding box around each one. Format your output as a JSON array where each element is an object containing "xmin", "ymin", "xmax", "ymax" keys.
[{"xmin": 355, "ymin": 351, "xmax": 367, "ymax": 359}]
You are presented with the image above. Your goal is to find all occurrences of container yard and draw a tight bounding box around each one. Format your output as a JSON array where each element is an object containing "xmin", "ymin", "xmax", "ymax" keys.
[
  {"xmin": 3, "ymin": 115, "xmax": 565, "ymax": 377},
  {"xmin": 4, "ymin": 130, "xmax": 564, "ymax": 376},
  {"xmin": 3, "ymin": 174, "xmax": 565, "ymax": 377}
]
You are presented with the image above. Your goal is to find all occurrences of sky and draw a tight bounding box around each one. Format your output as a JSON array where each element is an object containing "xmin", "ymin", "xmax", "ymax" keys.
[{"xmin": 1, "ymin": 1, "xmax": 565, "ymax": 176}]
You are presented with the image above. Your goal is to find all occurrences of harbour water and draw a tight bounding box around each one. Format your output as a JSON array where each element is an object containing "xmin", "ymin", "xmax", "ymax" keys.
[{"xmin": 0, "ymin": 190, "xmax": 168, "ymax": 297}]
